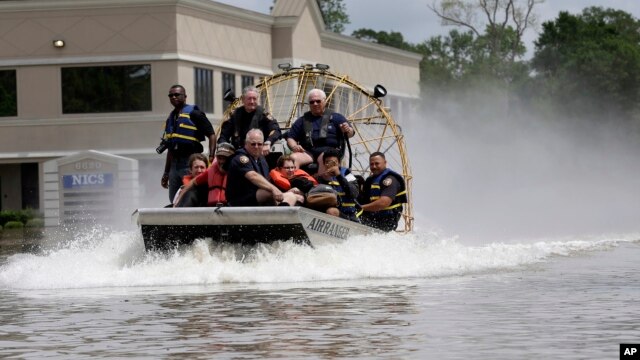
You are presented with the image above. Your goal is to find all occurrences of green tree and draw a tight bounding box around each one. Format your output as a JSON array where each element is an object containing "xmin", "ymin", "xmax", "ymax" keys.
[
  {"xmin": 351, "ymin": 29, "xmax": 414, "ymax": 51},
  {"xmin": 531, "ymin": 7, "xmax": 640, "ymax": 119},
  {"xmin": 317, "ymin": 0, "xmax": 349, "ymax": 33}
]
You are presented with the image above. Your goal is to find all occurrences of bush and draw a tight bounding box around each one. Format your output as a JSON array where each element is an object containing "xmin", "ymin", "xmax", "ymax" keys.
[
  {"xmin": 25, "ymin": 218, "xmax": 45, "ymax": 228},
  {"xmin": 0, "ymin": 210, "xmax": 21, "ymax": 227},
  {"xmin": 4, "ymin": 221, "xmax": 24, "ymax": 229}
]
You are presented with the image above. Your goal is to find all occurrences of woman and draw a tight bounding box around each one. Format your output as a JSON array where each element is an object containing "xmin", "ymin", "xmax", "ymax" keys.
[
  {"xmin": 269, "ymin": 155, "xmax": 317, "ymax": 193},
  {"xmin": 172, "ymin": 153, "xmax": 208, "ymax": 206}
]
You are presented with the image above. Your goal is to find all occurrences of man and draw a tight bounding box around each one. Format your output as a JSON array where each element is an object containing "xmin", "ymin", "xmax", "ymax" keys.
[
  {"xmin": 226, "ymin": 129, "xmax": 301, "ymax": 206},
  {"xmin": 286, "ymin": 88, "xmax": 354, "ymax": 174},
  {"xmin": 315, "ymin": 148, "xmax": 360, "ymax": 222},
  {"xmin": 160, "ymin": 84, "xmax": 216, "ymax": 202},
  {"xmin": 218, "ymin": 86, "xmax": 281, "ymax": 156},
  {"xmin": 174, "ymin": 142, "xmax": 235, "ymax": 207},
  {"xmin": 358, "ymin": 152, "xmax": 407, "ymax": 232}
]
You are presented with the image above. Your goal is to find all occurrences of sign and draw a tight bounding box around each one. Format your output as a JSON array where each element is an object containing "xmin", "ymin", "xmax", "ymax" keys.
[{"xmin": 62, "ymin": 173, "xmax": 114, "ymax": 189}]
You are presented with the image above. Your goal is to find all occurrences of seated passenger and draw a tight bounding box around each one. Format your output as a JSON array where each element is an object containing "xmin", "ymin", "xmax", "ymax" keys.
[
  {"xmin": 315, "ymin": 148, "xmax": 360, "ymax": 222},
  {"xmin": 226, "ymin": 129, "xmax": 301, "ymax": 206},
  {"xmin": 172, "ymin": 153, "xmax": 207, "ymax": 206},
  {"xmin": 174, "ymin": 143, "xmax": 235, "ymax": 207},
  {"xmin": 285, "ymin": 88, "xmax": 355, "ymax": 175},
  {"xmin": 269, "ymin": 155, "xmax": 317, "ymax": 195}
]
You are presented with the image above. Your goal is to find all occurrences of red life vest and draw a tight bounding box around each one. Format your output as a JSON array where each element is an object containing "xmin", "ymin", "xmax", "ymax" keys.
[{"xmin": 206, "ymin": 161, "xmax": 227, "ymax": 206}]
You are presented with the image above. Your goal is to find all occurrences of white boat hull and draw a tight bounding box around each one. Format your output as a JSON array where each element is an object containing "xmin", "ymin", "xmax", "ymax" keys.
[{"xmin": 132, "ymin": 206, "xmax": 378, "ymax": 251}]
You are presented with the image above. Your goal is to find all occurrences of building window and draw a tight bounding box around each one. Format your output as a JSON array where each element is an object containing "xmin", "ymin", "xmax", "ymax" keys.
[
  {"xmin": 194, "ymin": 67, "xmax": 213, "ymax": 113},
  {"xmin": 241, "ymin": 75, "xmax": 254, "ymax": 90},
  {"xmin": 61, "ymin": 64, "xmax": 151, "ymax": 114},
  {"xmin": 0, "ymin": 70, "xmax": 17, "ymax": 117},
  {"xmin": 222, "ymin": 72, "xmax": 235, "ymax": 111}
]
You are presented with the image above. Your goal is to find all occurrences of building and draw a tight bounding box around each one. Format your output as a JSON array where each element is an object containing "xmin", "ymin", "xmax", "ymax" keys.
[{"xmin": 0, "ymin": 0, "xmax": 421, "ymax": 215}]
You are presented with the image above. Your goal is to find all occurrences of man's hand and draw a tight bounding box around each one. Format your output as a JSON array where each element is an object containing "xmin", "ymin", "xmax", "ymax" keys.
[
  {"xmin": 271, "ymin": 187, "xmax": 284, "ymax": 203},
  {"xmin": 339, "ymin": 122, "xmax": 354, "ymax": 136},
  {"xmin": 161, "ymin": 173, "xmax": 169, "ymax": 189}
]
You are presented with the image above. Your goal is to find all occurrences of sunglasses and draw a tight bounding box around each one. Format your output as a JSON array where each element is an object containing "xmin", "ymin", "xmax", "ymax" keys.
[
  {"xmin": 249, "ymin": 142, "xmax": 263, "ymax": 147},
  {"xmin": 168, "ymin": 93, "xmax": 183, "ymax": 98},
  {"xmin": 309, "ymin": 100, "xmax": 322, "ymax": 104}
]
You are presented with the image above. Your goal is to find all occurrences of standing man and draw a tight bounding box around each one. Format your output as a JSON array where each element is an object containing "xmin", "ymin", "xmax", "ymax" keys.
[
  {"xmin": 358, "ymin": 152, "xmax": 407, "ymax": 232},
  {"xmin": 218, "ymin": 86, "xmax": 281, "ymax": 156},
  {"xmin": 286, "ymin": 89, "xmax": 354, "ymax": 174},
  {"xmin": 226, "ymin": 129, "xmax": 301, "ymax": 206},
  {"xmin": 160, "ymin": 84, "xmax": 216, "ymax": 202}
]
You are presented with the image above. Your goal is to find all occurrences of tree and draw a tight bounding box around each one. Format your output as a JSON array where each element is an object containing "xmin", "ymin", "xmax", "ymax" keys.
[
  {"xmin": 428, "ymin": 0, "xmax": 542, "ymax": 77},
  {"xmin": 317, "ymin": 0, "xmax": 350, "ymax": 33},
  {"xmin": 531, "ymin": 7, "xmax": 640, "ymax": 119},
  {"xmin": 351, "ymin": 29, "xmax": 414, "ymax": 51}
]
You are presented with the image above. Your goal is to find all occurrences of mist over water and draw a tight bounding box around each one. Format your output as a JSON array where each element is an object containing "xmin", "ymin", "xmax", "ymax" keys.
[{"xmin": 405, "ymin": 88, "xmax": 640, "ymax": 243}]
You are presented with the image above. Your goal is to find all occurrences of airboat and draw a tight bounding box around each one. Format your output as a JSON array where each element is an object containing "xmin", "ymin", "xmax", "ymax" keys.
[{"xmin": 133, "ymin": 64, "xmax": 413, "ymax": 251}]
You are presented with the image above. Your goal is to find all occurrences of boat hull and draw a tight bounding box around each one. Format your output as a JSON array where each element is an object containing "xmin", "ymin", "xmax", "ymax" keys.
[{"xmin": 132, "ymin": 206, "xmax": 377, "ymax": 251}]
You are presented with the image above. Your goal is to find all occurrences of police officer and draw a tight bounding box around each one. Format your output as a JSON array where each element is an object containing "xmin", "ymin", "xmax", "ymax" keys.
[
  {"xmin": 226, "ymin": 129, "xmax": 300, "ymax": 206},
  {"xmin": 218, "ymin": 86, "xmax": 281, "ymax": 156},
  {"xmin": 160, "ymin": 85, "xmax": 216, "ymax": 202},
  {"xmin": 315, "ymin": 148, "xmax": 360, "ymax": 222},
  {"xmin": 286, "ymin": 88, "xmax": 354, "ymax": 174},
  {"xmin": 358, "ymin": 152, "xmax": 407, "ymax": 232}
]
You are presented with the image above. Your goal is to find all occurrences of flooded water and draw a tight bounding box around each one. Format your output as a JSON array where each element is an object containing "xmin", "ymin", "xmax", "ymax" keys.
[{"xmin": 0, "ymin": 229, "xmax": 638, "ymax": 359}]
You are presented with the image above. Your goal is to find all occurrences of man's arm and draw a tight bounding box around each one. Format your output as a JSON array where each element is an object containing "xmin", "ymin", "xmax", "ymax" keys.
[
  {"xmin": 161, "ymin": 151, "xmax": 172, "ymax": 188},
  {"xmin": 360, "ymin": 196, "xmax": 392, "ymax": 212}
]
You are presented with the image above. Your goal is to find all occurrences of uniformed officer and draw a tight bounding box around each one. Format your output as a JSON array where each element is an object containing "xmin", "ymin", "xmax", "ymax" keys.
[
  {"xmin": 286, "ymin": 88, "xmax": 354, "ymax": 174},
  {"xmin": 226, "ymin": 129, "xmax": 300, "ymax": 206},
  {"xmin": 218, "ymin": 86, "xmax": 281, "ymax": 156},
  {"xmin": 358, "ymin": 152, "xmax": 407, "ymax": 232}
]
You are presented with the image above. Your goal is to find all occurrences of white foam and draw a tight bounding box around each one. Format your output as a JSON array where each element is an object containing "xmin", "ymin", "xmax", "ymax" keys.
[{"xmin": 0, "ymin": 230, "xmax": 637, "ymax": 290}]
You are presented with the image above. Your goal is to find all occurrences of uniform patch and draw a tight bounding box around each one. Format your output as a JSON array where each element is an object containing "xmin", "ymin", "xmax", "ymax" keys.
[
  {"xmin": 383, "ymin": 177, "xmax": 393, "ymax": 186},
  {"xmin": 239, "ymin": 155, "xmax": 250, "ymax": 164}
]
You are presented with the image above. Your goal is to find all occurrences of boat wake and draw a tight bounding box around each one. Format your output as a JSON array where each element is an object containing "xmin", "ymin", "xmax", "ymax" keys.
[{"xmin": 0, "ymin": 229, "xmax": 638, "ymax": 290}]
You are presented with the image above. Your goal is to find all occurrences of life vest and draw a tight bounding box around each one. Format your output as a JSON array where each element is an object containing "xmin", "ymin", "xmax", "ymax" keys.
[
  {"xmin": 163, "ymin": 104, "xmax": 203, "ymax": 146},
  {"xmin": 181, "ymin": 174, "xmax": 193, "ymax": 186},
  {"xmin": 230, "ymin": 106, "xmax": 264, "ymax": 148},
  {"xmin": 270, "ymin": 169, "xmax": 317, "ymax": 191},
  {"xmin": 301, "ymin": 111, "xmax": 343, "ymax": 150},
  {"xmin": 206, "ymin": 160, "xmax": 227, "ymax": 206},
  {"xmin": 326, "ymin": 167, "xmax": 358, "ymax": 216},
  {"xmin": 361, "ymin": 168, "xmax": 407, "ymax": 217}
]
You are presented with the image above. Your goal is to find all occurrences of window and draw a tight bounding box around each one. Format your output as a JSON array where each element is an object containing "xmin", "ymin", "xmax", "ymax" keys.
[
  {"xmin": 222, "ymin": 72, "xmax": 235, "ymax": 111},
  {"xmin": 0, "ymin": 70, "xmax": 17, "ymax": 117},
  {"xmin": 241, "ymin": 75, "xmax": 254, "ymax": 89},
  {"xmin": 61, "ymin": 64, "xmax": 151, "ymax": 113},
  {"xmin": 194, "ymin": 67, "xmax": 213, "ymax": 113}
]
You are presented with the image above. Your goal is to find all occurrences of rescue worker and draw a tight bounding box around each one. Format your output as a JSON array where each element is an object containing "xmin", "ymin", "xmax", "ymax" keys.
[
  {"xmin": 160, "ymin": 84, "xmax": 216, "ymax": 202},
  {"xmin": 218, "ymin": 86, "xmax": 281, "ymax": 156},
  {"xmin": 358, "ymin": 152, "xmax": 407, "ymax": 232},
  {"xmin": 174, "ymin": 142, "xmax": 235, "ymax": 207},
  {"xmin": 286, "ymin": 88, "xmax": 354, "ymax": 175},
  {"xmin": 315, "ymin": 148, "xmax": 360, "ymax": 222},
  {"xmin": 226, "ymin": 129, "xmax": 301, "ymax": 206}
]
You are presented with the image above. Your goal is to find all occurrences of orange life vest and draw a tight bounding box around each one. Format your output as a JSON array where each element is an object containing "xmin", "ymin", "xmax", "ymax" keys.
[
  {"xmin": 269, "ymin": 169, "xmax": 317, "ymax": 191},
  {"xmin": 206, "ymin": 161, "xmax": 227, "ymax": 206}
]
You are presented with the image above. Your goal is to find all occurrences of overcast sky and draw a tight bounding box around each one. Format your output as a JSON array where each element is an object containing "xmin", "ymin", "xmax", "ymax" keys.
[{"xmin": 215, "ymin": 0, "xmax": 640, "ymax": 56}]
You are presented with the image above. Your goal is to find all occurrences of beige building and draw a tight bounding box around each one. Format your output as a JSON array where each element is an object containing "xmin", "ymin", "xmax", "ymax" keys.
[{"xmin": 0, "ymin": 0, "xmax": 421, "ymax": 212}]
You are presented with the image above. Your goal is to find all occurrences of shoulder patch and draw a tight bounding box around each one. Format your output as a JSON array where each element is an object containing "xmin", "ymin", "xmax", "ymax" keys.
[
  {"xmin": 239, "ymin": 155, "xmax": 250, "ymax": 164},
  {"xmin": 265, "ymin": 113, "xmax": 274, "ymax": 120},
  {"xmin": 383, "ymin": 177, "xmax": 393, "ymax": 186}
]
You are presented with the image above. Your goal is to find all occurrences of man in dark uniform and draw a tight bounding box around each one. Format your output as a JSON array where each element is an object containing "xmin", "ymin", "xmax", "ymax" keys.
[
  {"xmin": 315, "ymin": 148, "xmax": 360, "ymax": 222},
  {"xmin": 286, "ymin": 88, "xmax": 354, "ymax": 174},
  {"xmin": 218, "ymin": 86, "xmax": 281, "ymax": 156},
  {"xmin": 160, "ymin": 84, "xmax": 216, "ymax": 202},
  {"xmin": 358, "ymin": 152, "xmax": 407, "ymax": 232},
  {"xmin": 226, "ymin": 129, "xmax": 299, "ymax": 206}
]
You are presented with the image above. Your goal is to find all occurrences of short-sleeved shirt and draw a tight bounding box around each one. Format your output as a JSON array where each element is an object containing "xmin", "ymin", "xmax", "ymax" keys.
[
  {"xmin": 287, "ymin": 112, "xmax": 348, "ymax": 150},
  {"xmin": 226, "ymin": 149, "xmax": 270, "ymax": 206}
]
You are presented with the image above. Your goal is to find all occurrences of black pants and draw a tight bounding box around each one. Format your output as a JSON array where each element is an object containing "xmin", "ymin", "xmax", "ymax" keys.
[{"xmin": 360, "ymin": 211, "xmax": 401, "ymax": 232}]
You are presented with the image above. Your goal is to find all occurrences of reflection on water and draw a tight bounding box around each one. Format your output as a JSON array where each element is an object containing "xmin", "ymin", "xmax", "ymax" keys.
[{"xmin": 0, "ymin": 230, "xmax": 638, "ymax": 359}]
